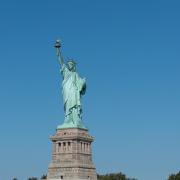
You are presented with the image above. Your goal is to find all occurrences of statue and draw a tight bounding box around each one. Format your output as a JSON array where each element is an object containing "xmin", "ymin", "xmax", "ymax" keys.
[{"xmin": 54, "ymin": 40, "xmax": 87, "ymax": 129}]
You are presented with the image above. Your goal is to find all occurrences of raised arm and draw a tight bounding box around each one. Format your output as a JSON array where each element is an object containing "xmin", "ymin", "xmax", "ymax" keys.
[
  {"xmin": 57, "ymin": 50, "xmax": 65, "ymax": 67},
  {"xmin": 55, "ymin": 39, "xmax": 65, "ymax": 68}
]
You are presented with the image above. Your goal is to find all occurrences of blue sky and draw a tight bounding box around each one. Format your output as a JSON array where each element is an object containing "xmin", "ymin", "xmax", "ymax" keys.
[{"xmin": 0, "ymin": 1, "xmax": 180, "ymax": 180}]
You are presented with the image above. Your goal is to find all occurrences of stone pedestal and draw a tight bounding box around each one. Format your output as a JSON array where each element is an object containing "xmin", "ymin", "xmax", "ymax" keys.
[{"xmin": 47, "ymin": 128, "xmax": 97, "ymax": 180}]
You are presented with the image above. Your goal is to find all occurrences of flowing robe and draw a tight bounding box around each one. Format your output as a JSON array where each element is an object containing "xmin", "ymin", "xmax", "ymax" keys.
[{"xmin": 61, "ymin": 64, "xmax": 86, "ymax": 124}]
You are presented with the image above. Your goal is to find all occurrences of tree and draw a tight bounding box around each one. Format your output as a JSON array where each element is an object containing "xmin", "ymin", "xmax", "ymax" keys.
[
  {"xmin": 168, "ymin": 171, "xmax": 180, "ymax": 180},
  {"xmin": 27, "ymin": 177, "xmax": 38, "ymax": 180},
  {"xmin": 12, "ymin": 178, "xmax": 18, "ymax": 180},
  {"xmin": 41, "ymin": 174, "xmax": 47, "ymax": 179},
  {"xmin": 97, "ymin": 172, "xmax": 137, "ymax": 180}
]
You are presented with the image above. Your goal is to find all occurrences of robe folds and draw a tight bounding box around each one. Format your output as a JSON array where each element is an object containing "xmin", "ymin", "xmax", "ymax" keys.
[{"xmin": 61, "ymin": 64, "xmax": 86, "ymax": 121}]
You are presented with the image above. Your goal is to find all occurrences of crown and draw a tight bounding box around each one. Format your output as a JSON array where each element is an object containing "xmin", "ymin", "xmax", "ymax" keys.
[{"xmin": 67, "ymin": 59, "xmax": 76, "ymax": 65}]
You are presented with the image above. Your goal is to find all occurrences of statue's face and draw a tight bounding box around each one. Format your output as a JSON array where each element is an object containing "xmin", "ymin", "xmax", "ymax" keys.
[{"xmin": 67, "ymin": 62, "xmax": 75, "ymax": 71}]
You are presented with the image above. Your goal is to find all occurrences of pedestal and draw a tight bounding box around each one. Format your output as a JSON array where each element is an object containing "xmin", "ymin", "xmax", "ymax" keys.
[{"xmin": 47, "ymin": 128, "xmax": 97, "ymax": 180}]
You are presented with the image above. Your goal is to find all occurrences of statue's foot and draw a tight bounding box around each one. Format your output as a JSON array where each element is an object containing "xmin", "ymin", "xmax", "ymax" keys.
[{"xmin": 57, "ymin": 121, "xmax": 87, "ymax": 130}]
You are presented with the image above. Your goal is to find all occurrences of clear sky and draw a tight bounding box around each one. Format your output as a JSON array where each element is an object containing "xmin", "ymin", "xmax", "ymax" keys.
[{"xmin": 0, "ymin": 1, "xmax": 179, "ymax": 180}]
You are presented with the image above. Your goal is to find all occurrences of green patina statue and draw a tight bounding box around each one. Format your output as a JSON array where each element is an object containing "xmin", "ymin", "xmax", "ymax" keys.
[{"xmin": 54, "ymin": 40, "xmax": 87, "ymax": 129}]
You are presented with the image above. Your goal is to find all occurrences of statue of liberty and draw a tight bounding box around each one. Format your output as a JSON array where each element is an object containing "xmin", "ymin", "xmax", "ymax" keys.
[{"xmin": 54, "ymin": 40, "xmax": 87, "ymax": 129}]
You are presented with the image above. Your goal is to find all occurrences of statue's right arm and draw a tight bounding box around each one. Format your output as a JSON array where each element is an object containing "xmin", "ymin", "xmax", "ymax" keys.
[{"xmin": 57, "ymin": 50, "xmax": 65, "ymax": 68}]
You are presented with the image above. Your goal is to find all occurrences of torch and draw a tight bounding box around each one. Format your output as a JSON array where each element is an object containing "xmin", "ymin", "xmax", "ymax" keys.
[{"xmin": 54, "ymin": 39, "xmax": 61, "ymax": 57}]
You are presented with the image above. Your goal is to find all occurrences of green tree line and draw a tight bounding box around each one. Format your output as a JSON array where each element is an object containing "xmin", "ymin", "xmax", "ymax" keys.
[
  {"xmin": 97, "ymin": 172, "xmax": 137, "ymax": 180},
  {"xmin": 12, "ymin": 170, "xmax": 180, "ymax": 180},
  {"xmin": 168, "ymin": 171, "xmax": 180, "ymax": 180}
]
